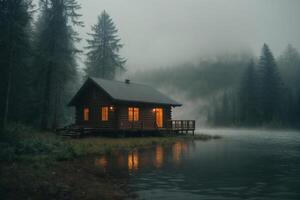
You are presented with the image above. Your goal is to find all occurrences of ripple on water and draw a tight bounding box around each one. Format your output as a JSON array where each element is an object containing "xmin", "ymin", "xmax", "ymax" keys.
[{"xmin": 97, "ymin": 129, "xmax": 300, "ymax": 200}]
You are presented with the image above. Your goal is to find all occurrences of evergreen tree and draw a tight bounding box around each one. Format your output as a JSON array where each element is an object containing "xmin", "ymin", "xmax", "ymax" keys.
[
  {"xmin": 295, "ymin": 89, "xmax": 300, "ymax": 126},
  {"xmin": 229, "ymin": 91, "xmax": 239, "ymax": 125},
  {"xmin": 0, "ymin": 0, "xmax": 33, "ymax": 130},
  {"xmin": 278, "ymin": 87, "xmax": 295, "ymax": 125},
  {"xmin": 239, "ymin": 60, "xmax": 259, "ymax": 125},
  {"xmin": 85, "ymin": 10, "xmax": 126, "ymax": 79},
  {"xmin": 220, "ymin": 91, "xmax": 239, "ymax": 126},
  {"xmin": 32, "ymin": 0, "xmax": 82, "ymax": 129},
  {"xmin": 221, "ymin": 92, "xmax": 230, "ymax": 125},
  {"xmin": 278, "ymin": 44, "xmax": 300, "ymax": 92},
  {"xmin": 211, "ymin": 97, "xmax": 222, "ymax": 126},
  {"xmin": 258, "ymin": 44, "xmax": 282, "ymax": 123}
]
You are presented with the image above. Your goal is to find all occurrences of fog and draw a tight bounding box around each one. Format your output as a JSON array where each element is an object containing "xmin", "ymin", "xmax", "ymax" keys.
[
  {"xmin": 75, "ymin": 0, "xmax": 300, "ymax": 127},
  {"xmin": 72, "ymin": 0, "xmax": 300, "ymax": 73},
  {"xmin": 29, "ymin": 0, "xmax": 300, "ymax": 127}
]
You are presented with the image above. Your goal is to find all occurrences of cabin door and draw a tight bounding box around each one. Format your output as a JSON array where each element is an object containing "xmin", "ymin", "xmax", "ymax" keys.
[{"xmin": 155, "ymin": 108, "xmax": 163, "ymax": 128}]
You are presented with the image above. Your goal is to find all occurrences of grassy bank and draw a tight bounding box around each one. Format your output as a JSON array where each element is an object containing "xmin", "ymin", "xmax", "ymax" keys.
[
  {"xmin": 0, "ymin": 124, "xmax": 220, "ymax": 200},
  {"xmin": 0, "ymin": 124, "xmax": 220, "ymax": 162}
]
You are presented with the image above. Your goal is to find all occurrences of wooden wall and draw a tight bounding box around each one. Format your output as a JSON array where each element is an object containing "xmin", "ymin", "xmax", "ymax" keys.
[
  {"xmin": 73, "ymin": 83, "xmax": 173, "ymax": 130},
  {"xmin": 118, "ymin": 104, "xmax": 172, "ymax": 130},
  {"xmin": 75, "ymin": 84, "xmax": 117, "ymax": 129}
]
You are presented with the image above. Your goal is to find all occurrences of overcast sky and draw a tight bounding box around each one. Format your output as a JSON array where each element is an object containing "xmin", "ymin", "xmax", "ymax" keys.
[{"xmin": 35, "ymin": 0, "xmax": 300, "ymax": 72}]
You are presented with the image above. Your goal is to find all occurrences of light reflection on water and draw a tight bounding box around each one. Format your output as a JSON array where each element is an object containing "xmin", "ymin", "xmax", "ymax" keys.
[
  {"xmin": 95, "ymin": 130, "xmax": 300, "ymax": 200},
  {"xmin": 128, "ymin": 150, "xmax": 139, "ymax": 172},
  {"xmin": 155, "ymin": 145, "xmax": 163, "ymax": 168},
  {"xmin": 95, "ymin": 141, "xmax": 193, "ymax": 174}
]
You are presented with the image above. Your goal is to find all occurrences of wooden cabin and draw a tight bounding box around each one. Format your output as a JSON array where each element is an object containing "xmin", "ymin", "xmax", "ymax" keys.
[{"xmin": 67, "ymin": 77, "xmax": 195, "ymax": 136}]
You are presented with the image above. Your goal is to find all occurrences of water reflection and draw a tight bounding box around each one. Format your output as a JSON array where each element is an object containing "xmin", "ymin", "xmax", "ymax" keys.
[
  {"xmin": 128, "ymin": 150, "xmax": 139, "ymax": 172},
  {"xmin": 117, "ymin": 152, "xmax": 126, "ymax": 168},
  {"xmin": 154, "ymin": 145, "xmax": 164, "ymax": 168},
  {"xmin": 95, "ymin": 140, "xmax": 194, "ymax": 174},
  {"xmin": 94, "ymin": 131, "xmax": 300, "ymax": 200},
  {"xmin": 95, "ymin": 156, "xmax": 108, "ymax": 172},
  {"xmin": 172, "ymin": 141, "xmax": 189, "ymax": 164}
]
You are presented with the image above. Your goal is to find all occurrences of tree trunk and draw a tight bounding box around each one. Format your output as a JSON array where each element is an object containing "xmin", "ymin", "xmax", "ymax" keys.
[
  {"xmin": 40, "ymin": 62, "xmax": 53, "ymax": 130},
  {"xmin": 3, "ymin": 64, "xmax": 13, "ymax": 130},
  {"xmin": 52, "ymin": 82, "xmax": 60, "ymax": 130},
  {"xmin": 40, "ymin": 18, "xmax": 56, "ymax": 130},
  {"xmin": 3, "ymin": 29, "xmax": 15, "ymax": 130}
]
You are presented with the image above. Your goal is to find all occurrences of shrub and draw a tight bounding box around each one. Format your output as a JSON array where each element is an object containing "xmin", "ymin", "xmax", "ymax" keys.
[{"xmin": 0, "ymin": 143, "xmax": 16, "ymax": 161}]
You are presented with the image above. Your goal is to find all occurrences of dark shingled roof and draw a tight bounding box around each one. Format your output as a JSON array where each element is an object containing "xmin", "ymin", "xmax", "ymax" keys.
[{"xmin": 68, "ymin": 77, "xmax": 182, "ymax": 106}]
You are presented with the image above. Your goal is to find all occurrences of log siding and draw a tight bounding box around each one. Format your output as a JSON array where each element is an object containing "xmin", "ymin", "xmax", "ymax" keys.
[{"xmin": 68, "ymin": 77, "xmax": 189, "ymax": 134}]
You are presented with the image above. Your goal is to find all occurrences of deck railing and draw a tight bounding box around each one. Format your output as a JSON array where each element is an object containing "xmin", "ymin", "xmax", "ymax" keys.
[
  {"xmin": 168, "ymin": 120, "xmax": 196, "ymax": 131},
  {"xmin": 119, "ymin": 120, "xmax": 196, "ymax": 135},
  {"xmin": 59, "ymin": 119, "xmax": 196, "ymax": 137}
]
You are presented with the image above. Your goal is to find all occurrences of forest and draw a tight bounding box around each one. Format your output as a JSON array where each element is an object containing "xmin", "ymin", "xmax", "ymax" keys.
[
  {"xmin": 2, "ymin": 1, "xmax": 300, "ymax": 200},
  {"xmin": 0, "ymin": 0, "xmax": 126, "ymax": 132},
  {"xmin": 135, "ymin": 44, "xmax": 300, "ymax": 128},
  {"xmin": 1, "ymin": 0, "xmax": 300, "ymax": 132}
]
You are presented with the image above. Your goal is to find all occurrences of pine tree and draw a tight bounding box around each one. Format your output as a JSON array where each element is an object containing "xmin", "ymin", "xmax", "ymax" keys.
[
  {"xmin": 221, "ymin": 92, "xmax": 230, "ymax": 125},
  {"xmin": 85, "ymin": 10, "xmax": 126, "ymax": 79},
  {"xmin": 32, "ymin": 0, "xmax": 82, "ymax": 129},
  {"xmin": 0, "ymin": 0, "xmax": 33, "ymax": 130},
  {"xmin": 278, "ymin": 87, "xmax": 295, "ymax": 125},
  {"xmin": 296, "ymin": 90, "xmax": 300, "ymax": 126},
  {"xmin": 258, "ymin": 44, "xmax": 282, "ymax": 123},
  {"xmin": 239, "ymin": 60, "xmax": 259, "ymax": 125},
  {"xmin": 229, "ymin": 91, "xmax": 239, "ymax": 125},
  {"xmin": 278, "ymin": 44, "xmax": 300, "ymax": 92}
]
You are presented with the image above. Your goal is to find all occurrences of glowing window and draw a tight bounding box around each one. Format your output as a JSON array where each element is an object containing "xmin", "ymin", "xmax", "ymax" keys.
[
  {"xmin": 155, "ymin": 108, "xmax": 163, "ymax": 128},
  {"xmin": 101, "ymin": 107, "xmax": 109, "ymax": 121},
  {"xmin": 128, "ymin": 107, "xmax": 139, "ymax": 121},
  {"xmin": 83, "ymin": 108, "xmax": 89, "ymax": 121},
  {"xmin": 134, "ymin": 108, "xmax": 139, "ymax": 121}
]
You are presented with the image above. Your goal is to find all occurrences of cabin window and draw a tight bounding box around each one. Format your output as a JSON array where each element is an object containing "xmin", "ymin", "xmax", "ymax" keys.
[
  {"xmin": 154, "ymin": 108, "xmax": 163, "ymax": 128},
  {"xmin": 83, "ymin": 108, "xmax": 89, "ymax": 121},
  {"xmin": 128, "ymin": 107, "xmax": 139, "ymax": 121},
  {"xmin": 101, "ymin": 106, "xmax": 109, "ymax": 121}
]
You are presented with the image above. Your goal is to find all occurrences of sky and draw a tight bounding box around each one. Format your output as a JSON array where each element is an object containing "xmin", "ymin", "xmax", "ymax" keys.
[
  {"xmin": 78, "ymin": 0, "xmax": 300, "ymax": 72},
  {"xmin": 35, "ymin": 0, "xmax": 300, "ymax": 73}
]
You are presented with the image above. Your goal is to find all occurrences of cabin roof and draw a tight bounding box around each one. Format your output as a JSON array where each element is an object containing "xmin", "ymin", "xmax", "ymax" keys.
[{"xmin": 68, "ymin": 77, "xmax": 182, "ymax": 106}]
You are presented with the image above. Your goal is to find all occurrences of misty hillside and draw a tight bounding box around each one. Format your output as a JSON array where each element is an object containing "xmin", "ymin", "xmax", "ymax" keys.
[
  {"xmin": 132, "ymin": 47, "xmax": 300, "ymax": 127},
  {"xmin": 133, "ymin": 54, "xmax": 251, "ymax": 99},
  {"xmin": 1, "ymin": 0, "xmax": 300, "ymax": 130}
]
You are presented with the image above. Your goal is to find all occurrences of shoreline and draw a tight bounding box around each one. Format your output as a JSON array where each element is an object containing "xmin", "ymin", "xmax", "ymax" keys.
[{"xmin": 0, "ymin": 127, "xmax": 220, "ymax": 200}]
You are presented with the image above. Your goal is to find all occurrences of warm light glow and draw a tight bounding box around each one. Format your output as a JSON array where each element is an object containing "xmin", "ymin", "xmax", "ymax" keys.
[
  {"xmin": 128, "ymin": 151, "xmax": 139, "ymax": 172},
  {"xmin": 134, "ymin": 108, "xmax": 139, "ymax": 121},
  {"xmin": 83, "ymin": 108, "xmax": 89, "ymax": 121},
  {"xmin": 128, "ymin": 107, "xmax": 139, "ymax": 121},
  {"xmin": 128, "ymin": 107, "xmax": 133, "ymax": 121},
  {"xmin": 109, "ymin": 106, "xmax": 114, "ymax": 111},
  {"xmin": 155, "ymin": 145, "xmax": 164, "ymax": 168},
  {"xmin": 101, "ymin": 107, "xmax": 109, "ymax": 121},
  {"xmin": 173, "ymin": 142, "xmax": 182, "ymax": 163},
  {"xmin": 152, "ymin": 108, "xmax": 156, "ymax": 112},
  {"xmin": 95, "ymin": 156, "xmax": 108, "ymax": 172},
  {"xmin": 96, "ymin": 157, "xmax": 108, "ymax": 168},
  {"xmin": 155, "ymin": 108, "xmax": 163, "ymax": 128}
]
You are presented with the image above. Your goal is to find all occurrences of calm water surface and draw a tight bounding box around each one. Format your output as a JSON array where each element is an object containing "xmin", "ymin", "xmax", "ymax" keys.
[{"xmin": 95, "ymin": 129, "xmax": 300, "ymax": 200}]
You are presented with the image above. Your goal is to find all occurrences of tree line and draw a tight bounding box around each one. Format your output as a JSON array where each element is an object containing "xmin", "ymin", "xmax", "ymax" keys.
[
  {"xmin": 0, "ymin": 0, "xmax": 125, "ymax": 131},
  {"xmin": 1, "ymin": 0, "xmax": 299, "ymax": 131},
  {"xmin": 208, "ymin": 44, "xmax": 300, "ymax": 127}
]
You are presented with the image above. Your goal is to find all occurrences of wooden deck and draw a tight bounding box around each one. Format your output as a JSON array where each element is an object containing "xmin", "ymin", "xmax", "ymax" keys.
[
  {"xmin": 57, "ymin": 120, "xmax": 196, "ymax": 138},
  {"xmin": 168, "ymin": 120, "xmax": 196, "ymax": 134}
]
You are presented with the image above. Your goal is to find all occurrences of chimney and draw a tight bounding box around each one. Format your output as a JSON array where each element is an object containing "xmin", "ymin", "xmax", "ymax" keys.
[{"xmin": 125, "ymin": 79, "xmax": 130, "ymax": 84}]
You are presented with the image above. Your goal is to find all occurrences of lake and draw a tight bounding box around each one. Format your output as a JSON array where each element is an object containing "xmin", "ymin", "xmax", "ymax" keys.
[{"xmin": 95, "ymin": 129, "xmax": 300, "ymax": 200}]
